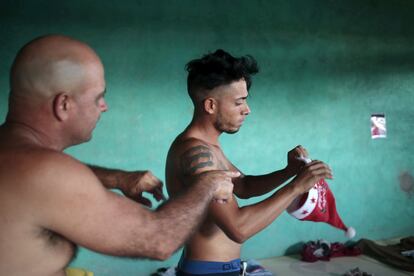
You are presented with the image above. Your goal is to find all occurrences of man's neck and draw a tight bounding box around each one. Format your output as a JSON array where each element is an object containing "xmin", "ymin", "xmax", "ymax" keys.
[
  {"xmin": 2, "ymin": 120, "xmax": 64, "ymax": 151},
  {"xmin": 186, "ymin": 118, "xmax": 221, "ymax": 146}
]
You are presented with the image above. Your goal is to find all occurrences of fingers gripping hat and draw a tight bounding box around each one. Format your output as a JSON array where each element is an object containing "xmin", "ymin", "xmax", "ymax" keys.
[{"xmin": 287, "ymin": 157, "xmax": 356, "ymax": 239}]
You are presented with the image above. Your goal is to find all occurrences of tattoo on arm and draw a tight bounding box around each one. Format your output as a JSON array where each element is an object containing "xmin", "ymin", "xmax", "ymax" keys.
[
  {"xmin": 180, "ymin": 145, "xmax": 216, "ymax": 175},
  {"xmin": 217, "ymin": 160, "xmax": 228, "ymax": 171}
]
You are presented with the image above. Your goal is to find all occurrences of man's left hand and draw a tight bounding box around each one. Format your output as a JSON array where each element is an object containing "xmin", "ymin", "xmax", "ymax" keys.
[
  {"xmin": 286, "ymin": 145, "xmax": 309, "ymax": 175},
  {"xmin": 119, "ymin": 170, "xmax": 166, "ymax": 207}
]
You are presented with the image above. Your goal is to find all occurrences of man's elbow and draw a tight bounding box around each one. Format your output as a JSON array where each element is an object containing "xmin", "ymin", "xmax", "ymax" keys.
[
  {"xmin": 228, "ymin": 229, "xmax": 248, "ymax": 244},
  {"xmin": 137, "ymin": 248, "xmax": 169, "ymax": 261},
  {"xmin": 151, "ymin": 250, "xmax": 172, "ymax": 261},
  {"xmin": 113, "ymin": 240, "xmax": 175, "ymax": 261},
  {"xmin": 149, "ymin": 244, "xmax": 176, "ymax": 261}
]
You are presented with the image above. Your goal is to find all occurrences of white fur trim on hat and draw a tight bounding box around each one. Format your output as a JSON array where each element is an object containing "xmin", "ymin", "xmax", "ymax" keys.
[{"xmin": 287, "ymin": 186, "xmax": 318, "ymax": 220}]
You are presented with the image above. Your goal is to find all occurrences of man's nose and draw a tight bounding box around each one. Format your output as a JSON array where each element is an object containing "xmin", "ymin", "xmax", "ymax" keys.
[
  {"xmin": 100, "ymin": 99, "xmax": 108, "ymax": 112},
  {"xmin": 244, "ymin": 103, "xmax": 251, "ymax": 115}
]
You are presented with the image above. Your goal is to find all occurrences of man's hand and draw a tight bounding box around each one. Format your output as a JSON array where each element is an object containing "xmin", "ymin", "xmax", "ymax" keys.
[
  {"xmin": 291, "ymin": 160, "xmax": 333, "ymax": 194},
  {"xmin": 119, "ymin": 170, "xmax": 166, "ymax": 207},
  {"xmin": 286, "ymin": 145, "xmax": 309, "ymax": 175},
  {"xmin": 194, "ymin": 170, "xmax": 239, "ymax": 204}
]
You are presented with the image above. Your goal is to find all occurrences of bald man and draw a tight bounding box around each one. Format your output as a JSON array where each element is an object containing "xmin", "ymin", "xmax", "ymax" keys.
[{"xmin": 0, "ymin": 35, "xmax": 236, "ymax": 276}]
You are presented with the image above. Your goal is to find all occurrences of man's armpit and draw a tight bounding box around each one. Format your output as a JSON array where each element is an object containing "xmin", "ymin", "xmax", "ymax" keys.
[{"xmin": 180, "ymin": 145, "xmax": 216, "ymax": 175}]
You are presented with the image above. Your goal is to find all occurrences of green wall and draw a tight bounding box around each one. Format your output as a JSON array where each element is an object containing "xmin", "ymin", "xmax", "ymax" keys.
[{"xmin": 1, "ymin": 0, "xmax": 413, "ymax": 275}]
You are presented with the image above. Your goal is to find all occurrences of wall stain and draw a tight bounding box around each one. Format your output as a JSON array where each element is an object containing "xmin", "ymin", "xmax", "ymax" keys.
[{"xmin": 399, "ymin": 171, "xmax": 414, "ymax": 197}]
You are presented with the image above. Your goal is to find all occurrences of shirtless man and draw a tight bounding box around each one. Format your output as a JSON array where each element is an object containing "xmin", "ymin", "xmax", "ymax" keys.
[
  {"xmin": 0, "ymin": 35, "xmax": 236, "ymax": 276},
  {"xmin": 166, "ymin": 50, "xmax": 333, "ymax": 276}
]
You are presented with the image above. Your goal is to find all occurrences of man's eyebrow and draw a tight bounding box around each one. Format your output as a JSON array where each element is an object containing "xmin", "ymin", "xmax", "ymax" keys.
[
  {"xmin": 97, "ymin": 89, "xmax": 106, "ymax": 98},
  {"xmin": 236, "ymin": 95, "xmax": 249, "ymax": 100}
]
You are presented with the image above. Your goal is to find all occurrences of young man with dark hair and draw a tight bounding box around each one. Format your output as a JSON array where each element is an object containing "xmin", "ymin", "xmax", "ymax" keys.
[{"xmin": 166, "ymin": 49, "xmax": 333, "ymax": 276}]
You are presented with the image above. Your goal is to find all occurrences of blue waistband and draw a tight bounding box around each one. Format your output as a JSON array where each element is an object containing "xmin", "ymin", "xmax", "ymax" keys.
[{"xmin": 178, "ymin": 258, "xmax": 241, "ymax": 274}]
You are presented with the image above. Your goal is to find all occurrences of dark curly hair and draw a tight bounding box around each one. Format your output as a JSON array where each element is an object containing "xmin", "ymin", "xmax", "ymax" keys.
[{"xmin": 186, "ymin": 49, "xmax": 259, "ymax": 103}]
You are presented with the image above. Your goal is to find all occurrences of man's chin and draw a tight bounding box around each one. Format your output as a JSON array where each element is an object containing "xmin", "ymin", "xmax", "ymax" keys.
[
  {"xmin": 224, "ymin": 128, "xmax": 240, "ymax": 134},
  {"xmin": 78, "ymin": 133, "xmax": 93, "ymax": 144}
]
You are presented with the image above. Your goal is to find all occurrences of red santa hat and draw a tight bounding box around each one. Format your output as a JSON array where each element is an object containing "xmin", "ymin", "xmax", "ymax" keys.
[{"xmin": 287, "ymin": 158, "xmax": 356, "ymax": 239}]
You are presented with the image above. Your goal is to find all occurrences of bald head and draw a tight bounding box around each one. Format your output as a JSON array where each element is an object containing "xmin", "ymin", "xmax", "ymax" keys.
[
  {"xmin": 10, "ymin": 35, "xmax": 104, "ymax": 103},
  {"xmin": 5, "ymin": 35, "xmax": 107, "ymax": 149}
]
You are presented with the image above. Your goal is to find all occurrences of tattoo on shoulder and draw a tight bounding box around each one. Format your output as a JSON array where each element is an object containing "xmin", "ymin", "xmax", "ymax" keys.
[{"xmin": 180, "ymin": 145, "xmax": 215, "ymax": 175}]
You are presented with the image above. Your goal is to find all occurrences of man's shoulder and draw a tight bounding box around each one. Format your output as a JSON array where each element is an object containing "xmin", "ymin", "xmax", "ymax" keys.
[
  {"xmin": 168, "ymin": 134, "xmax": 223, "ymax": 178},
  {"xmin": 166, "ymin": 135, "xmax": 215, "ymax": 179},
  {"xmin": 170, "ymin": 135, "xmax": 212, "ymax": 155},
  {"xmin": 168, "ymin": 135, "xmax": 215, "ymax": 167},
  {"xmin": 0, "ymin": 147, "xmax": 90, "ymax": 189},
  {"xmin": 12, "ymin": 147, "xmax": 83, "ymax": 170},
  {"xmin": 0, "ymin": 147, "xmax": 100, "ymax": 218}
]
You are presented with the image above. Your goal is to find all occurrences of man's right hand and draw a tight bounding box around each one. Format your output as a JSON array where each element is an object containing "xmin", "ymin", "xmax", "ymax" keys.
[
  {"xmin": 196, "ymin": 170, "xmax": 239, "ymax": 204},
  {"xmin": 292, "ymin": 160, "xmax": 333, "ymax": 194}
]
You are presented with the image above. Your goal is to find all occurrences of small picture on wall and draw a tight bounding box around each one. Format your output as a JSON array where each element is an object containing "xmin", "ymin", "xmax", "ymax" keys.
[{"xmin": 371, "ymin": 114, "xmax": 386, "ymax": 139}]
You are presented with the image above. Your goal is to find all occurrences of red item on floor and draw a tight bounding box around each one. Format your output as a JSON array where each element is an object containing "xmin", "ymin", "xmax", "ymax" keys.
[{"xmin": 301, "ymin": 240, "xmax": 362, "ymax": 262}]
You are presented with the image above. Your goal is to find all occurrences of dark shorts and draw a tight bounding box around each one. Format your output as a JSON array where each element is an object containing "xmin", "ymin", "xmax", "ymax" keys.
[{"xmin": 177, "ymin": 258, "xmax": 241, "ymax": 276}]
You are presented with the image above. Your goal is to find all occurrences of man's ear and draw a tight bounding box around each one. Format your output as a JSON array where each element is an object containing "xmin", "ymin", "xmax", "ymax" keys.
[
  {"xmin": 53, "ymin": 93, "xmax": 71, "ymax": 121},
  {"xmin": 203, "ymin": 98, "xmax": 217, "ymax": 114}
]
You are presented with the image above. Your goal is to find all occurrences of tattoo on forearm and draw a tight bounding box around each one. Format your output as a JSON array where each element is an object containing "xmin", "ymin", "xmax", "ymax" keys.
[{"xmin": 180, "ymin": 145, "xmax": 215, "ymax": 175}]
